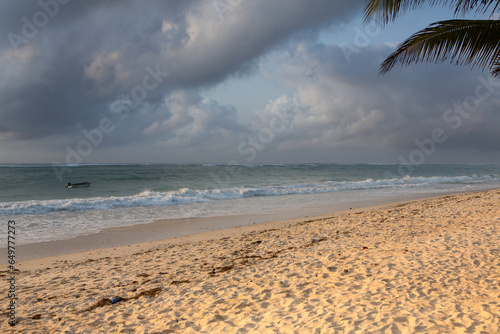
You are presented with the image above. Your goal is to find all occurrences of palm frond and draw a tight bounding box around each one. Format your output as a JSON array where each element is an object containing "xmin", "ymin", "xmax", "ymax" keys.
[
  {"xmin": 490, "ymin": 50, "xmax": 500, "ymax": 75},
  {"xmin": 451, "ymin": 0, "xmax": 500, "ymax": 15},
  {"xmin": 380, "ymin": 19, "xmax": 500, "ymax": 75},
  {"xmin": 364, "ymin": 0, "xmax": 428, "ymax": 25},
  {"xmin": 364, "ymin": 0, "xmax": 500, "ymax": 24}
]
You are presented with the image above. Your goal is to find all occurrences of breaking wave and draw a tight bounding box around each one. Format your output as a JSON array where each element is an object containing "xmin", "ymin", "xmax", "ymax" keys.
[{"xmin": 1, "ymin": 174, "xmax": 497, "ymax": 215}]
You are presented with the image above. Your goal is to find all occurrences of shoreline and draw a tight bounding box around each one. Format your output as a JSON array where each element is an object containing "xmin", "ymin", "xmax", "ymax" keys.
[
  {"xmin": 5, "ymin": 190, "xmax": 465, "ymax": 267},
  {"xmin": 1, "ymin": 188, "xmax": 499, "ymax": 332}
]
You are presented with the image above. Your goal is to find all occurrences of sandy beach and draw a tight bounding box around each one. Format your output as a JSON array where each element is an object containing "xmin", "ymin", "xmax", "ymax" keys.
[{"xmin": 2, "ymin": 189, "xmax": 499, "ymax": 333}]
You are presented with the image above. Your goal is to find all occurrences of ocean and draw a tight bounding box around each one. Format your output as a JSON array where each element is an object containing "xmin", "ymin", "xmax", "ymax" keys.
[{"xmin": 1, "ymin": 163, "xmax": 499, "ymax": 245}]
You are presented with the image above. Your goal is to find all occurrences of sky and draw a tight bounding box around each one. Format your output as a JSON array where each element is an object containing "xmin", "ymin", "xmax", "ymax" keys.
[{"xmin": 1, "ymin": 0, "xmax": 499, "ymax": 165}]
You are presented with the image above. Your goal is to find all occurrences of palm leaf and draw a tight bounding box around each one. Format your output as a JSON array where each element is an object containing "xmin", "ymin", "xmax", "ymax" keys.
[
  {"xmin": 364, "ymin": 0, "xmax": 429, "ymax": 25},
  {"xmin": 489, "ymin": 48, "xmax": 500, "ymax": 74},
  {"xmin": 449, "ymin": 0, "xmax": 500, "ymax": 15},
  {"xmin": 364, "ymin": 0, "xmax": 500, "ymax": 24},
  {"xmin": 380, "ymin": 19, "xmax": 500, "ymax": 75}
]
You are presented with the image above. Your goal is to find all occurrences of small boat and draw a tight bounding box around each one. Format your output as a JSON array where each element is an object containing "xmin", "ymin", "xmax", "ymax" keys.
[{"xmin": 66, "ymin": 181, "xmax": 91, "ymax": 188}]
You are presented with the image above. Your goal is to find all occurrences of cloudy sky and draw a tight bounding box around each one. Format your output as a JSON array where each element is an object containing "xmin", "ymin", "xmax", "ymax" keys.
[{"xmin": 1, "ymin": 0, "xmax": 499, "ymax": 164}]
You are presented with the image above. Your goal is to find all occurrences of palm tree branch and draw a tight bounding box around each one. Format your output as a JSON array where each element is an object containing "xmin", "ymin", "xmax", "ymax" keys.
[
  {"xmin": 364, "ymin": 0, "xmax": 500, "ymax": 24},
  {"xmin": 380, "ymin": 19, "xmax": 500, "ymax": 74},
  {"xmin": 364, "ymin": 0, "xmax": 430, "ymax": 25},
  {"xmin": 451, "ymin": 0, "xmax": 500, "ymax": 15},
  {"xmin": 491, "ymin": 50, "xmax": 500, "ymax": 75}
]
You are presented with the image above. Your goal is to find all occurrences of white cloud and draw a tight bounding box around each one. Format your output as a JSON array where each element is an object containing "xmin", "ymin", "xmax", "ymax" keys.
[{"xmin": 139, "ymin": 90, "xmax": 245, "ymax": 148}]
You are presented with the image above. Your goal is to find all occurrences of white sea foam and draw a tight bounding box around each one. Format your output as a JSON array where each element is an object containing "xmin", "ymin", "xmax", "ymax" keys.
[{"xmin": 1, "ymin": 174, "xmax": 497, "ymax": 216}]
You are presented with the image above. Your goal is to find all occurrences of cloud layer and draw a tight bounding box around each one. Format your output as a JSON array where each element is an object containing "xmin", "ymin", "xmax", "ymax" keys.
[
  {"xmin": 257, "ymin": 42, "xmax": 500, "ymax": 156},
  {"xmin": 1, "ymin": 0, "xmax": 499, "ymax": 164},
  {"xmin": 0, "ymin": 0, "xmax": 360, "ymax": 139}
]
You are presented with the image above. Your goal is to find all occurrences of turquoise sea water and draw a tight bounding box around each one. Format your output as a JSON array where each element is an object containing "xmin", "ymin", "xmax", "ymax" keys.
[{"xmin": 1, "ymin": 163, "xmax": 499, "ymax": 245}]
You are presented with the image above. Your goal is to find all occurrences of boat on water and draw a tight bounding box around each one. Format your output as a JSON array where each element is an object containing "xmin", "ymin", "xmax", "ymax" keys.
[{"xmin": 66, "ymin": 181, "xmax": 91, "ymax": 188}]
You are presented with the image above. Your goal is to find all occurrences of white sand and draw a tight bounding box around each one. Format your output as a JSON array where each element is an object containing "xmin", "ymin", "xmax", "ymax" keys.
[{"xmin": 1, "ymin": 190, "xmax": 499, "ymax": 333}]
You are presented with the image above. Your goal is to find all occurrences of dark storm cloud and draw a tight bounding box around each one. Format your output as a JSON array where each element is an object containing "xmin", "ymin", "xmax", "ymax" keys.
[{"xmin": 0, "ymin": 0, "xmax": 363, "ymax": 141}]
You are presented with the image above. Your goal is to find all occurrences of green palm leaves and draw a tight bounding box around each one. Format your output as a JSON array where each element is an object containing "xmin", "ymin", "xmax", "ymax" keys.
[{"xmin": 364, "ymin": 0, "xmax": 500, "ymax": 75}]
